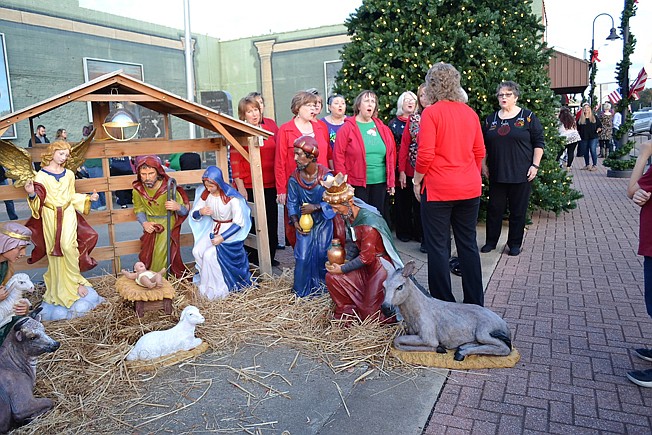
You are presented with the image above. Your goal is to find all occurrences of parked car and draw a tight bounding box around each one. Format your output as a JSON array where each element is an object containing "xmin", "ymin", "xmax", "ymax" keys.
[{"xmin": 631, "ymin": 111, "xmax": 652, "ymax": 135}]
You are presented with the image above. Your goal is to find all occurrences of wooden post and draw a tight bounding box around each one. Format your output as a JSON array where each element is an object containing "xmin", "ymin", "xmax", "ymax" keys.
[{"xmin": 244, "ymin": 135, "xmax": 271, "ymax": 275}]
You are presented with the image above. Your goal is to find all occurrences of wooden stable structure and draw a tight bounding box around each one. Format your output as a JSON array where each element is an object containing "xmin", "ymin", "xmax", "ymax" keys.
[{"xmin": 0, "ymin": 71, "xmax": 274, "ymax": 275}]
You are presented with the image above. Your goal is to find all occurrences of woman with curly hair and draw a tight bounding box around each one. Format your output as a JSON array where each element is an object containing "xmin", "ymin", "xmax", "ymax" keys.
[{"xmin": 412, "ymin": 62, "xmax": 485, "ymax": 306}]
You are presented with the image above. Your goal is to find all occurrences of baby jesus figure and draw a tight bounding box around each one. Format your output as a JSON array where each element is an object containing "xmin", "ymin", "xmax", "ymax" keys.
[{"xmin": 121, "ymin": 262, "xmax": 166, "ymax": 289}]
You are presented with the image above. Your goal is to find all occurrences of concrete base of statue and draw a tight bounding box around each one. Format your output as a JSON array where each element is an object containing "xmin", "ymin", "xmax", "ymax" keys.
[{"xmin": 40, "ymin": 287, "xmax": 105, "ymax": 321}]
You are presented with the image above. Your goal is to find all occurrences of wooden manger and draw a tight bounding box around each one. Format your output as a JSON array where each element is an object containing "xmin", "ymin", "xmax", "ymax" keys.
[{"xmin": 0, "ymin": 71, "xmax": 273, "ymax": 276}]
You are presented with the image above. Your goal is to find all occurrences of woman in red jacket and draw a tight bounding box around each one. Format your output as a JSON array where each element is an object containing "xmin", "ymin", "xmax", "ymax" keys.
[
  {"xmin": 274, "ymin": 91, "xmax": 330, "ymax": 246},
  {"xmin": 231, "ymin": 96, "xmax": 279, "ymax": 266},
  {"xmin": 333, "ymin": 90, "xmax": 396, "ymax": 218},
  {"xmin": 413, "ymin": 62, "xmax": 486, "ymax": 306}
]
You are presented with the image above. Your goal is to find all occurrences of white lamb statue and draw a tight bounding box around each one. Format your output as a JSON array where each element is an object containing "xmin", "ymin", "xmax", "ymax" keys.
[
  {"xmin": 0, "ymin": 274, "xmax": 35, "ymax": 328},
  {"xmin": 126, "ymin": 305, "xmax": 205, "ymax": 361}
]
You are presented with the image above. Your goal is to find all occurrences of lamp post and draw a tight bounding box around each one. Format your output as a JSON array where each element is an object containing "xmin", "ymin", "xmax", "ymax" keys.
[{"xmin": 589, "ymin": 13, "xmax": 620, "ymax": 107}]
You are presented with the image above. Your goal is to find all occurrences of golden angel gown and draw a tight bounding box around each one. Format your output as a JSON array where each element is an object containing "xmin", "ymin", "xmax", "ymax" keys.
[{"xmin": 27, "ymin": 168, "xmax": 94, "ymax": 308}]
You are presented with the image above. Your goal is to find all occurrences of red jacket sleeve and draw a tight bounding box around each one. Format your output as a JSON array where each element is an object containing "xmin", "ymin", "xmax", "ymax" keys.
[
  {"xmin": 415, "ymin": 109, "xmax": 436, "ymax": 175},
  {"xmin": 377, "ymin": 121, "xmax": 396, "ymax": 188},
  {"xmin": 473, "ymin": 121, "xmax": 485, "ymax": 172},
  {"xmin": 333, "ymin": 122, "xmax": 351, "ymax": 175},
  {"xmin": 274, "ymin": 125, "xmax": 290, "ymax": 194},
  {"xmin": 398, "ymin": 118, "xmax": 411, "ymax": 173}
]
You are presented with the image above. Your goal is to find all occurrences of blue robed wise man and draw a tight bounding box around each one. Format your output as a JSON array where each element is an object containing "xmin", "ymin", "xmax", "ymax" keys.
[{"xmin": 286, "ymin": 135, "xmax": 342, "ymax": 297}]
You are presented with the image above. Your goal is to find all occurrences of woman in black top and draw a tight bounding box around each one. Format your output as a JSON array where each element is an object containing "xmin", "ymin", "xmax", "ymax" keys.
[
  {"xmin": 481, "ymin": 81, "xmax": 545, "ymax": 257},
  {"xmin": 577, "ymin": 103, "xmax": 602, "ymax": 171}
]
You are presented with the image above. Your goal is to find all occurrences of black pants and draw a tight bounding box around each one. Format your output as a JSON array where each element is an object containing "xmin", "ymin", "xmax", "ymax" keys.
[
  {"xmin": 245, "ymin": 186, "xmax": 278, "ymax": 263},
  {"xmin": 421, "ymin": 194, "xmax": 483, "ymax": 306},
  {"xmin": 394, "ymin": 175, "xmax": 422, "ymax": 241},
  {"xmin": 110, "ymin": 165, "xmax": 134, "ymax": 206},
  {"xmin": 485, "ymin": 181, "xmax": 531, "ymax": 249},
  {"xmin": 354, "ymin": 183, "xmax": 387, "ymax": 219},
  {"xmin": 557, "ymin": 142, "xmax": 579, "ymax": 168}
]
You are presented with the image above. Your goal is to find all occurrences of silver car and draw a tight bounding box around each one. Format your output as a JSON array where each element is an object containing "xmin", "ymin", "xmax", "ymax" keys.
[{"xmin": 631, "ymin": 111, "xmax": 652, "ymax": 135}]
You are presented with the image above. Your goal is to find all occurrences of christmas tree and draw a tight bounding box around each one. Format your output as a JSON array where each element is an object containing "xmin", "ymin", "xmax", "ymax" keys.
[{"xmin": 335, "ymin": 0, "xmax": 581, "ymax": 215}]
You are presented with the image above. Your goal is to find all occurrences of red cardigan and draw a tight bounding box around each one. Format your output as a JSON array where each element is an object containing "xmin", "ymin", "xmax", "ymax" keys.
[
  {"xmin": 398, "ymin": 116, "xmax": 415, "ymax": 177},
  {"xmin": 333, "ymin": 117, "xmax": 396, "ymax": 188},
  {"xmin": 274, "ymin": 119, "xmax": 330, "ymax": 194},
  {"xmin": 415, "ymin": 101, "xmax": 485, "ymax": 201},
  {"xmin": 231, "ymin": 135, "xmax": 277, "ymax": 189},
  {"xmin": 261, "ymin": 117, "xmax": 279, "ymax": 135}
]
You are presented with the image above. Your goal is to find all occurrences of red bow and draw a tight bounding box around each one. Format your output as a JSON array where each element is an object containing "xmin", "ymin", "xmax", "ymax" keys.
[{"xmin": 590, "ymin": 50, "xmax": 600, "ymax": 64}]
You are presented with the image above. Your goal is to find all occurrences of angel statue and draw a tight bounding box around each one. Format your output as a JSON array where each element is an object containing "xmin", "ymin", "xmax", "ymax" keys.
[{"xmin": 0, "ymin": 133, "xmax": 104, "ymax": 321}]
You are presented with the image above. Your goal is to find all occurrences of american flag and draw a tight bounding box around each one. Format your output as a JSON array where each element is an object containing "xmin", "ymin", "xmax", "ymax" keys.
[
  {"xmin": 608, "ymin": 89, "xmax": 622, "ymax": 104},
  {"xmin": 629, "ymin": 67, "xmax": 647, "ymax": 97}
]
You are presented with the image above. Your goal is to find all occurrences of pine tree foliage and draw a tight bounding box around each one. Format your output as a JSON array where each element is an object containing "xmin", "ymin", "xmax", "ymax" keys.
[
  {"xmin": 604, "ymin": 0, "xmax": 637, "ymax": 171},
  {"xmin": 334, "ymin": 0, "xmax": 582, "ymax": 215}
]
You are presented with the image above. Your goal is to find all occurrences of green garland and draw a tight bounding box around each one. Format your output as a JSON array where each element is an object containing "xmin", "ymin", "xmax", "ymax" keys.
[{"xmin": 604, "ymin": 0, "xmax": 637, "ymax": 171}]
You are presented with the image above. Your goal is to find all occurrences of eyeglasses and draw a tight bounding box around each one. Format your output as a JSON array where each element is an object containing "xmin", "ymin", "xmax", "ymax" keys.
[
  {"xmin": 497, "ymin": 93, "xmax": 514, "ymax": 98},
  {"xmin": 304, "ymin": 104, "xmax": 317, "ymax": 109}
]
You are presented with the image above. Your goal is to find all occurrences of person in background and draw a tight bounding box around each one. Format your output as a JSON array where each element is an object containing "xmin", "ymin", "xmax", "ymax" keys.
[
  {"xmin": 598, "ymin": 102, "xmax": 613, "ymax": 158},
  {"xmin": 413, "ymin": 63, "xmax": 485, "ymax": 306},
  {"xmin": 481, "ymin": 80, "xmax": 544, "ymax": 257},
  {"xmin": 232, "ymin": 96, "xmax": 279, "ymax": 266},
  {"xmin": 247, "ymin": 91, "xmax": 278, "ymax": 135},
  {"xmin": 306, "ymin": 88, "xmax": 323, "ymax": 120},
  {"xmin": 612, "ymin": 109, "xmax": 623, "ymax": 150},
  {"xmin": 389, "ymin": 91, "xmax": 418, "ymax": 241},
  {"xmin": 557, "ymin": 107, "xmax": 581, "ymax": 171},
  {"xmin": 320, "ymin": 94, "xmax": 347, "ymax": 150},
  {"xmin": 398, "ymin": 84, "xmax": 429, "ymax": 250},
  {"xmin": 0, "ymin": 166, "xmax": 18, "ymax": 220},
  {"xmin": 27, "ymin": 124, "xmax": 49, "ymax": 148},
  {"xmin": 333, "ymin": 90, "xmax": 396, "ymax": 219},
  {"xmin": 275, "ymin": 91, "xmax": 330, "ymax": 247},
  {"xmin": 626, "ymin": 140, "xmax": 652, "ymax": 388},
  {"xmin": 577, "ymin": 102, "xmax": 602, "ymax": 171},
  {"xmin": 110, "ymin": 156, "xmax": 134, "ymax": 209},
  {"xmin": 27, "ymin": 124, "xmax": 49, "ymax": 171},
  {"xmin": 54, "ymin": 128, "xmax": 67, "ymax": 142}
]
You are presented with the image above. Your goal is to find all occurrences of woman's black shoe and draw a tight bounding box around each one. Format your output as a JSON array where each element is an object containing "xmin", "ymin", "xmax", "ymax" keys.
[
  {"xmin": 508, "ymin": 246, "xmax": 521, "ymax": 256},
  {"xmin": 480, "ymin": 244, "xmax": 495, "ymax": 253},
  {"xmin": 397, "ymin": 235, "xmax": 411, "ymax": 242}
]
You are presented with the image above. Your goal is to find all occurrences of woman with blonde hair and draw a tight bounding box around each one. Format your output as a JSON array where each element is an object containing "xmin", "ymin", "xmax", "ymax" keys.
[
  {"xmin": 413, "ymin": 62, "xmax": 485, "ymax": 306},
  {"xmin": 577, "ymin": 102, "xmax": 602, "ymax": 171}
]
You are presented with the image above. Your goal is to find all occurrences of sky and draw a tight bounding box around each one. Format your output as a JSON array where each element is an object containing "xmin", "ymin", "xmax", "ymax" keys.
[{"xmin": 79, "ymin": 0, "xmax": 651, "ymax": 91}]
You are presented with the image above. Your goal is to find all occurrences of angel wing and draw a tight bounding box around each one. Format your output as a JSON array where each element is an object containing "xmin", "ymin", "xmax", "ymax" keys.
[
  {"xmin": 66, "ymin": 128, "xmax": 96, "ymax": 173},
  {"xmin": 0, "ymin": 139, "xmax": 36, "ymax": 188}
]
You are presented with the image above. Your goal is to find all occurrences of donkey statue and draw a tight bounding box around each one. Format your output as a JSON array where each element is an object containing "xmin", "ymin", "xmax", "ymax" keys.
[{"xmin": 381, "ymin": 260, "xmax": 512, "ymax": 361}]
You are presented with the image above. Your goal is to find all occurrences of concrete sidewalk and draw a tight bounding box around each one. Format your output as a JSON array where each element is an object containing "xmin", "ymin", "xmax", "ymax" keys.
[{"xmin": 424, "ymin": 162, "xmax": 652, "ymax": 434}]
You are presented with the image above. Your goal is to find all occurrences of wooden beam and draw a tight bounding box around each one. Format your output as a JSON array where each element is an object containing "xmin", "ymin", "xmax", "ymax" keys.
[
  {"xmin": 207, "ymin": 119, "xmax": 250, "ymax": 163},
  {"xmin": 74, "ymin": 94, "xmax": 159, "ymax": 102}
]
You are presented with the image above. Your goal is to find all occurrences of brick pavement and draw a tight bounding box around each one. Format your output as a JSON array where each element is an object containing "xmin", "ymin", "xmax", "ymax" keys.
[{"xmin": 424, "ymin": 163, "xmax": 652, "ymax": 434}]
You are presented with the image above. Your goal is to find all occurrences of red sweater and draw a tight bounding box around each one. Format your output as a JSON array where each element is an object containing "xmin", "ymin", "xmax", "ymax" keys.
[
  {"xmin": 261, "ymin": 117, "xmax": 279, "ymax": 135},
  {"xmin": 333, "ymin": 117, "xmax": 396, "ymax": 188},
  {"xmin": 231, "ymin": 135, "xmax": 277, "ymax": 189},
  {"xmin": 415, "ymin": 101, "xmax": 485, "ymax": 201},
  {"xmin": 398, "ymin": 116, "xmax": 416, "ymax": 177},
  {"xmin": 274, "ymin": 119, "xmax": 330, "ymax": 194}
]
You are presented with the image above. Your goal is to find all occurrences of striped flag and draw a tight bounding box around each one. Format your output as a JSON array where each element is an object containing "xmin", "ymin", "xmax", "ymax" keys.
[
  {"xmin": 608, "ymin": 89, "xmax": 622, "ymax": 104},
  {"xmin": 629, "ymin": 67, "xmax": 647, "ymax": 97}
]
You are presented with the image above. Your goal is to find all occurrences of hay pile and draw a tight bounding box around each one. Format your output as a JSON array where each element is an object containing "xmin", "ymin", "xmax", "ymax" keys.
[{"xmin": 15, "ymin": 270, "xmax": 404, "ymax": 434}]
